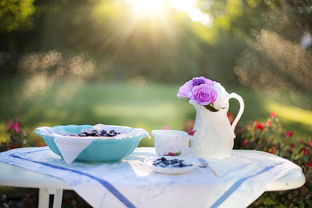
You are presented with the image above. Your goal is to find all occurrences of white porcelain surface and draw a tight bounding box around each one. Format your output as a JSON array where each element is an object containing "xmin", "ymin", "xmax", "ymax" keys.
[
  {"xmin": 152, "ymin": 130, "xmax": 190, "ymax": 156},
  {"xmin": 190, "ymin": 86, "xmax": 245, "ymax": 160}
]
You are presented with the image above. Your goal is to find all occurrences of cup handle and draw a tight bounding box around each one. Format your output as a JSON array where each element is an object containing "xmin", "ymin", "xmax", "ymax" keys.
[{"xmin": 228, "ymin": 93, "xmax": 245, "ymax": 131}]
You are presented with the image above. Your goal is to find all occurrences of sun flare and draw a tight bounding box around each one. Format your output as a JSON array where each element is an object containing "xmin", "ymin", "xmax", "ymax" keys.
[
  {"xmin": 125, "ymin": 0, "xmax": 211, "ymax": 25},
  {"xmin": 129, "ymin": 0, "xmax": 167, "ymax": 18}
]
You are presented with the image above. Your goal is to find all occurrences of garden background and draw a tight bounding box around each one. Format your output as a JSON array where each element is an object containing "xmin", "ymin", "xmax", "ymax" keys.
[{"xmin": 0, "ymin": 0, "xmax": 311, "ymax": 207}]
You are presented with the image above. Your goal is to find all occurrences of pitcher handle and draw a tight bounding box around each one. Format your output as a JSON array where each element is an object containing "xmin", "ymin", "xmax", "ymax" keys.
[{"xmin": 228, "ymin": 93, "xmax": 245, "ymax": 131}]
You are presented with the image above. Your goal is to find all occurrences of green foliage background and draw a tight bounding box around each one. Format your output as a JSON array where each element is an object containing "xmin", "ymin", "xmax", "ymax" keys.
[{"xmin": 1, "ymin": 0, "xmax": 311, "ymax": 88}]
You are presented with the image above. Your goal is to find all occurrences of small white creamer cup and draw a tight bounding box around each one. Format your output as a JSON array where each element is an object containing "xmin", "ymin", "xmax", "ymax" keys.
[{"xmin": 152, "ymin": 130, "xmax": 190, "ymax": 156}]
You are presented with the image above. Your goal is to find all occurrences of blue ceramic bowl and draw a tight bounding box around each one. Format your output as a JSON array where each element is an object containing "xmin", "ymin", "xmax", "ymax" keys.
[{"xmin": 34, "ymin": 124, "xmax": 148, "ymax": 162}]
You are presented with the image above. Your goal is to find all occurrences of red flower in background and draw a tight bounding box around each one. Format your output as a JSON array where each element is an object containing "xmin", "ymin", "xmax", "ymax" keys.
[
  {"xmin": 308, "ymin": 141, "xmax": 312, "ymax": 148},
  {"xmin": 227, "ymin": 112, "xmax": 234, "ymax": 124},
  {"xmin": 242, "ymin": 138, "xmax": 248, "ymax": 147},
  {"xmin": 270, "ymin": 112, "xmax": 277, "ymax": 118},
  {"xmin": 5, "ymin": 119, "xmax": 13, "ymax": 130},
  {"xmin": 306, "ymin": 162, "xmax": 312, "ymax": 168},
  {"xmin": 286, "ymin": 131, "xmax": 293, "ymax": 137},
  {"xmin": 254, "ymin": 121, "xmax": 265, "ymax": 130},
  {"xmin": 289, "ymin": 144, "xmax": 295, "ymax": 148},
  {"xmin": 268, "ymin": 146, "xmax": 277, "ymax": 154},
  {"xmin": 13, "ymin": 121, "xmax": 21, "ymax": 133},
  {"xmin": 266, "ymin": 120, "xmax": 272, "ymax": 127},
  {"xmin": 301, "ymin": 147, "xmax": 309, "ymax": 155},
  {"xmin": 162, "ymin": 125, "xmax": 171, "ymax": 130},
  {"xmin": 5, "ymin": 119, "xmax": 21, "ymax": 133}
]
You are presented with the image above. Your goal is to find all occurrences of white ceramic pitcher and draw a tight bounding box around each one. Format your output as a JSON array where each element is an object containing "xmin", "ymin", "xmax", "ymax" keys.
[{"xmin": 190, "ymin": 85, "xmax": 244, "ymax": 160}]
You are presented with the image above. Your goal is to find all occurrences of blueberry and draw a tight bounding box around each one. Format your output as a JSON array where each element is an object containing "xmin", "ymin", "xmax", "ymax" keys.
[{"xmin": 160, "ymin": 157, "xmax": 167, "ymax": 161}]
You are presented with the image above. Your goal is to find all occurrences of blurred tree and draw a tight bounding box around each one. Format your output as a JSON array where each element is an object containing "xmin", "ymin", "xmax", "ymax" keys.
[
  {"xmin": 234, "ymin": 0, "xmax": 312, "ymax": 92},
  {"xmin": 0, "ymin": 0, "xmax": 35, "ymax": 33},
  {"xmin": 0, "ymin": 0, "xmax": 36, "ymax": 51},
  {"xmin": 0, "ymin": 0, "xmax": 311, "ymax": 88},
  {"xmin": 35, "ymin": 0, "xmax": 207, "ymax": 82}
]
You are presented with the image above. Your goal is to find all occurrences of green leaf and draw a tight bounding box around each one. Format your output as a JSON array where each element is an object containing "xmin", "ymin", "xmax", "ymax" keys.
[{"xmin": 204, "ymin": 104, "xmax": 219, "ymax": 112}]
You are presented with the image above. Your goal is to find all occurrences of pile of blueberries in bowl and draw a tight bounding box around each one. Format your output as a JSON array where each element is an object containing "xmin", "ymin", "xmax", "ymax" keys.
[{"xmin": 71, "ymin": 129, "xmax": 121, "ymax": 137}]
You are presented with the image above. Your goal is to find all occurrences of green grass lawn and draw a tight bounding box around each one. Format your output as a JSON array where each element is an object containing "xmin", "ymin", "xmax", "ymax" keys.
[{"xmin": 0, "ymin": 78, "xmax": 311, "ymax": 146}]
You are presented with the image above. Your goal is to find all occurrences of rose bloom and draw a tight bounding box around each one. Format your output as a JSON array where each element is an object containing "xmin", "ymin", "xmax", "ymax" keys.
[
  {"xmin": 253, "ymin": 121, "xmax": 265, "ymax": 130},
  {"xmin": 286, "ymin": 131, "xmax": 293, "ymax": 137},
  {"xmin": 242, "ymin": 138, "xmax": 248, "ymax": 147},
  {"xmin": 13, "ymin": 121, "xmax": 21, "ymax": 133},
  {"xmin": 306, "ymin": 162, "xmax": 312, "ymax": 168},
  {"xmin": 268, "ymin": 146, "xmax": 277, "ymax": 154},
  {"xmin": 227, "ymin": 112, "xmax": 234, "ymax": 124},
  {"xmin": 192, "ymin": 77, "xmax": 215, "ymax": 87},
  {"xmin": 266, "ymin": 120, "xmax": 272, "ymax": 127},
  {"xmin": 177, "ymin": 77, "xmax": 215, "ymax": 98},
  {"xmin": 301, "ymin": 147, "xmax": 309, "ymax": 155},
  {"xmin": 256, "ymin": 123, "xmax": 265, "ymax": 130},
  {"xmin": 270, "ymin": 112, "xmax": 277, "ymax": 118},
  {"xmin": 191, "ymin": 84, "xmax": 218, "ymax": 105}
]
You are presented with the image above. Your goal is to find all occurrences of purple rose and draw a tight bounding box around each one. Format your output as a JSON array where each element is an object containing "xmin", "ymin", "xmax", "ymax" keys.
[
  {"xmin": 192, "ymin": 78, "xmax": 205, "ymax": 86},
  {"xmin": 191, "ymin": 84, "xmax": 217, "ymax": 105},
  {"xmin": 192, "ymin": 77, "xmax": 215, "ymax": 87},
  {"xmin": 177, "ymin": 80, "xmax": 193, "ymax": 98},
  {"xmin": 177, "ymin": 77, "xmax": 215, "ymax": 99}
]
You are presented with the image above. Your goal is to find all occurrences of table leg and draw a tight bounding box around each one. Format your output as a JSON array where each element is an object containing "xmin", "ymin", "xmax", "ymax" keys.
[
  {"xmin": 52, "ymin": 189, "xmax": 63, "ymax": 208},
  {"xmin": 38, "ymin": 188, "xmax": 63, "ymax": 208},
  {"xmin": 38, "ymin": 188, "xmax": 49, "ymax": 208}
]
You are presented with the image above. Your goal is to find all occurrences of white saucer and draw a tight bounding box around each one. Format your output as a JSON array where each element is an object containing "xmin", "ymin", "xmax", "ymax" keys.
[{"xmin": 145, "ymin": 156, "xmax": 198, "ymax": 175}]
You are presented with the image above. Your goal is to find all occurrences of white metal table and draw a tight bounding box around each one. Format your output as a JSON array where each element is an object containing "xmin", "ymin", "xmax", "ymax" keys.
[
  {"xmin": 0, "ymin": 162, "xmax": 72, "ymax": 208},
  {"xmin": 0, "ymin": 154, "xmax": 306, "ymax": 208}
]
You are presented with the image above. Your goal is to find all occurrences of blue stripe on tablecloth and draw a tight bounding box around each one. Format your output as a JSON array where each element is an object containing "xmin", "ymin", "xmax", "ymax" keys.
[
  {"xmin": 210, "ymin": 164, "xmax": 278, "ymax": 208},
  {"xmin": 9, "ymin": 151, "xmax": 136, "ymax": 208}
]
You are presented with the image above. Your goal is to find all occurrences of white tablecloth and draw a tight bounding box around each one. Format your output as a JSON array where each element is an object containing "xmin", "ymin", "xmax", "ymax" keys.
[{"xmin": 0, "ymin": 147, "xmax": 302, "ymax": 208}]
